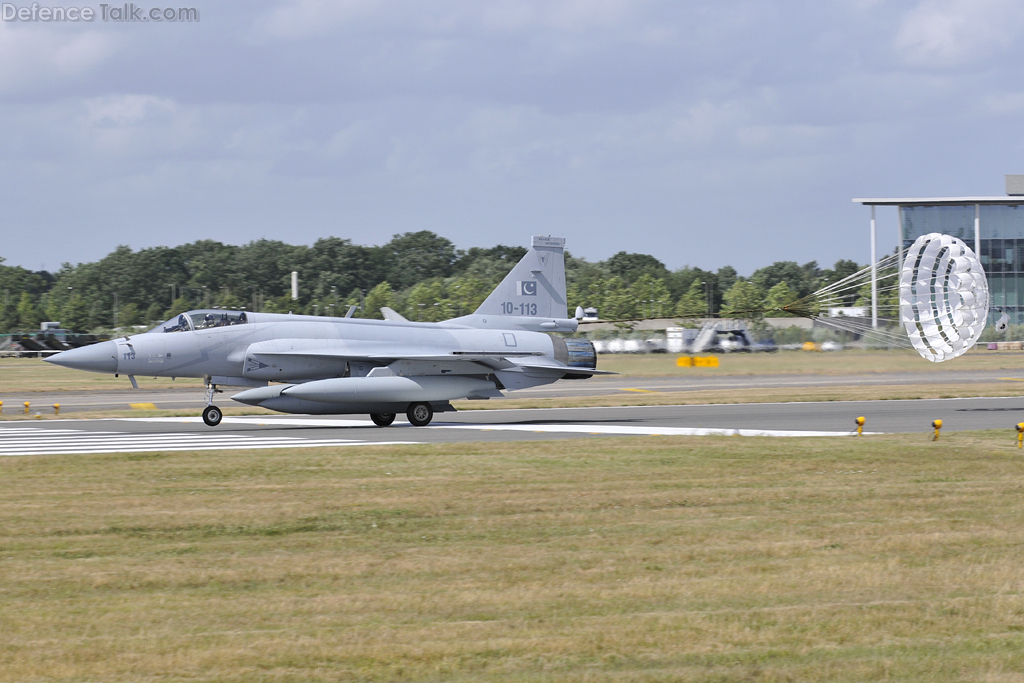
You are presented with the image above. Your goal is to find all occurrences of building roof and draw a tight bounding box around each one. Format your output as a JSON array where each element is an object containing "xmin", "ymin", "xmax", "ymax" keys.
[{"xmin": 853, "ymin": 197, "xmax": 1024, "ymax": 206}]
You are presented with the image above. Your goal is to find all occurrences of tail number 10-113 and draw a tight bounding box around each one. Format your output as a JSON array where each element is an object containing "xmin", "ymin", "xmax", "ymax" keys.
[{"xmin": 502, "ymin": 302, "xmax": 538, "ymax": 315}]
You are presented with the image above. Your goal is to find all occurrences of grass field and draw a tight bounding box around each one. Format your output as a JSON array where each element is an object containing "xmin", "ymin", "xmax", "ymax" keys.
[
  {"xmin": 596, "ymin": 348, "xmax": 1024, "ymax": 377},
  {"xmin": 4, "ymin": 433, "xmax": 1024, "ymax": 681},
  {"xmin": 5, "ymin": 349, "xmax": 1024, "ymax": 394}
]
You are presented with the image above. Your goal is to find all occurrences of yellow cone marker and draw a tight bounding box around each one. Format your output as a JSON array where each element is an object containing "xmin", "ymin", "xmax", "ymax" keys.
[
  {"xmin": 931, "ymin": 419, "xmax": 943, "ymax": 441},
  {"xmin": 855, "ymin": 416, "xmax": 865, "ymax": 436}
]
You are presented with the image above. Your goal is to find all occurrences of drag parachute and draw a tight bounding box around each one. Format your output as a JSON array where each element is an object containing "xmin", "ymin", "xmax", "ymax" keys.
[{"xmin": 900, "ymin": 233, "xmax": 988, "ymax": 362}]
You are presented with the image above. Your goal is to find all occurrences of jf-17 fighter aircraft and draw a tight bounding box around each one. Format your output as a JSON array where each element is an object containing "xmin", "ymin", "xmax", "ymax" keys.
[{"xmin": 47, "ymin": 236, "xmax": 608, "ymax": 427}]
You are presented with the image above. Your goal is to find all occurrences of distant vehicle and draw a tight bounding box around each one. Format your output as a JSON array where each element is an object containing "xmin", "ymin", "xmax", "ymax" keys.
[
  {"xmin": 692, "ymin": 321, "xmax": 777, "ymax": 354},
  {"xmin": 666, "ymin": 327, "xmax": 698, "ymax": 354},
  {"xmin": 47, "ymin": 237, "xmax": 611, "ymax": 427}
]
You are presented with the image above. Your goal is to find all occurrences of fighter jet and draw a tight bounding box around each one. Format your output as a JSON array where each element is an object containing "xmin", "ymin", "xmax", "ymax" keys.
[{"xmin": 47, "ymin": 236, "xmax": 607, "ymax": 427}]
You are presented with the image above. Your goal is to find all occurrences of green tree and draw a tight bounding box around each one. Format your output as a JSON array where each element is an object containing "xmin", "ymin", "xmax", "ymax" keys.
[
  {"xmin": 630, "ymin": 274, "xmax": 673, "ymax": 318},
  {"xmin": 404, "ymin": 280, "xmax": 447, "ymax": 321},
  {"xmin": 144, "ymin": 303, "xmax": 165, "ymax": 325},
  {"xmin": 447, "ymin": 275, "xmax": 490, "ymax": 317},
  {"xmin": 598, "ymin": 277, "xmax": 636, "ymax": 320},
  {"xmin": 764, "ymin": 281, "xmax": 798, "ymax": 316},
  {"xmin": 383, "ymin": 232, "xmax": 458, "ymax": 290},
  {"xmin": 62, "ymin": 294, "xmax": 90, "ymax": 332},
  {"xmin": 675, "ymin": 280, "xmax": 707, "ymax": 318},
  {"xmin": 455, "ymin": 246, "xmax": 528, "ymax": 286},
  {"xmin": 216, "ymin": 292, "xmax": 243, "ymax": 310},
  {"xmin": 362, "ymin": 282, "xmax": 396, "ymax": 319},
  {"xmin": 0, "ymin": 298, "xmax": 16, "ymax": 332},
  {"xmin": 820, "ymin": 259, "xmax": 863, "ymax": 307},
  {"xmin": 16, "ymin": 292, "xmax": 41, "ymax": 330},
  {"xmin": 118, "ymin": 302, "xmax": 141, "ymax": 327},
  {"xmin": 720, "ymin": 280, "xmax": 764, "ymax": 318},
  {"xmin": 604, "ymin": 252, "xmax": 670, "ymax": 284},
  {"xmin": 751, "ymin": 261, "xmax": 822, "ymax": 299},
  {"xmin": 163, "ymin": 296, "xmax": 192, "ymax": 319}
]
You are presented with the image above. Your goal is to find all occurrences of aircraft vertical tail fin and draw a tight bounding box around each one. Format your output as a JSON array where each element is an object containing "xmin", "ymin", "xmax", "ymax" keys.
[
  {"xmin": 474, "ymin": 236, "xmax": 567, "ymax": 318},
  {"xmin": 445, "ymin": 236, "xmax": 576, "ymax": 332}
]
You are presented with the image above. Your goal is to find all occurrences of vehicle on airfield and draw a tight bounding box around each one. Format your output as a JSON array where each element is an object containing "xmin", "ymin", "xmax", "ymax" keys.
[{"xmin": 46, "ymin": 236, "xmax": 608, "ymax": 427}]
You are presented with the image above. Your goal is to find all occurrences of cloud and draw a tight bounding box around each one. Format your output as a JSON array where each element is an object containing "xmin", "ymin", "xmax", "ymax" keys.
[
  {"xmin": 1, "ymin": 0, "xmax": 1023, "ymax": 274},
  {"xmin": 0, "ymin": 23, "xmax": 119, "ymax": 93},
  {"xmin": 894, "ymin": 0, "xmax": 1024, "ymax": 67},
  {"xmin": 248, "ymin": 0, "xmax": 383, "ymax": 41}
]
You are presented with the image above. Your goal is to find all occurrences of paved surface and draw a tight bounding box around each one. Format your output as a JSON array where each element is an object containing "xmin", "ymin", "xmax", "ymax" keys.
[
  {"xmin": 4, "ymin": 369, "xmax": 1024, "ymax": 415},
  {"xmin": 3, "ymin": 397, "xmax": 1024, "ymax": 456}
]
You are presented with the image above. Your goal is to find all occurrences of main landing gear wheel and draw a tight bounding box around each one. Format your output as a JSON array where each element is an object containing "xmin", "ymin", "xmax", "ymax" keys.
[
  {"xmin": 406, "ymin": 402, "xmax": 433, "ymax": 427},
  {"xmin": 202, "ymin": 405, "xmax": 223, "ymax": 427},
  {"xmin": 370, "ymin": 413, "xmax": 396, "ymax": 427}
]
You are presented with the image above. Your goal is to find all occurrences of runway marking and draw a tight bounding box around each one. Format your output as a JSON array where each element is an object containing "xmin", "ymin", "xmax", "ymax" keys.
[
  {"xmin": 123, "ymin": 416, "xmax": 377, "ymax": 427},
  {"xmin": 999, "ymin": 378, "xmax": 1024, "ymax": 382},
  {"xmin": 112, "ymin": 416, "xmax": 867, "ymax": 437},
  {"xmin": 427, "ymin": 424, "xmax": 868, "ymax": 438},
  {"xmin": 0, "ymin": 426, "xmax": 416, "ymax": 457},
  {"xmin": 620, "ymin": 388, "xmax": 657, "ymax": 393}
]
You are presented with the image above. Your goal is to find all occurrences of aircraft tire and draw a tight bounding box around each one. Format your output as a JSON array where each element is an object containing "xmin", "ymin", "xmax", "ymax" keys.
[
  {"xmin": 370, "ymin": 413, "xmax": 396, "ymax": 427},
  {"xmin": 202, "ymin": 405, "xmax": 223, "ymax": 427},
  {"xmin": 406, "ymin": 402, "xmax": 433, "ymax": 427}
]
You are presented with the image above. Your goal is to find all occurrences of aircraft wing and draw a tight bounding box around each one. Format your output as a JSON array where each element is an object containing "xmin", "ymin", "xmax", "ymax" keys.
[{"xmin": 244, "ymin": 340, "xmax": 613, "ymax": 375}]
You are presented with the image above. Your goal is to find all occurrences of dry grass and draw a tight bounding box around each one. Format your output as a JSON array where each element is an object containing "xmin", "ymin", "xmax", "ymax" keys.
[
  {"xmin": 6, "ymin": 349, "xmax": 1024, "ymax": 395},
  {"xmin": 454, "ymin": 382, "xmax": 1024, "ymax": 411},
  {"xmin": 597, "ymin": 348, "xmax": 1024, "ymax": 377},
  {"xmin": 3, "ymin": 434, "xmax": 1024, "ymax": 681},
  {"xmin": 0, "ymin": 358, "xmax": 205, "ymax": 392}
]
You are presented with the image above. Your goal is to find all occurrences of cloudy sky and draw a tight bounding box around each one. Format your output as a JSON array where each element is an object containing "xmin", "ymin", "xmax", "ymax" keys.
[{"xmin": 1, "ymin": 0, "xmax": 1023, "ymax": 274}]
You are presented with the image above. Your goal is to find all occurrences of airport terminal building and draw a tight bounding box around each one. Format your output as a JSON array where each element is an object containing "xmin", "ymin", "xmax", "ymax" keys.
[{"xmin": 856, "ymin": 175, "xmax": 1024, "ymax": 325}]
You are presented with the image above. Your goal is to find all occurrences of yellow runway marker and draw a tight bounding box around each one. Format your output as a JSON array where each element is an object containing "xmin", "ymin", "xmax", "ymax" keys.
[
  {"xmin": 130, "ymin": 403, "xmax": 158, "ymax": 410},
  {"xmin": 620, "ymin": 388, "xmax": 656, "ymax": 394},
  {"xmin": 999, "ymin": 377, "xmax": 1024, "ymax": 381}
]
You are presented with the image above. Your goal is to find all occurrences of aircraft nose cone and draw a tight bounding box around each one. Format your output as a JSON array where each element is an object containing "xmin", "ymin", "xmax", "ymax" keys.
[{"xmin": 45, "ymin": 341, "xmax": 118, "ymax": 374}]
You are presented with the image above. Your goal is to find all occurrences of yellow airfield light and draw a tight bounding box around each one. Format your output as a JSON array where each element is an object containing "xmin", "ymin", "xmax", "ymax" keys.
[
  {"xmin": 931, "ymin": 419, "xmax": 943, "ymax": 441},
  {"xmin": 855, "ymin": 416, "xmax": 865, "ymax": 436}
]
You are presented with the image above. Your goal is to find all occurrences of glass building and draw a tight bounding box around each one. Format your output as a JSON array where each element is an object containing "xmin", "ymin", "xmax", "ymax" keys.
[{"xmin": 856, "ymin": 177, "xmax": 1024, "ymax": 325}]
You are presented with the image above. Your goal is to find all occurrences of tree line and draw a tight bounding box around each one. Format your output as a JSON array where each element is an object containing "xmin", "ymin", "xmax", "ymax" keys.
[{"xmin": 0, "ymin": 231, "xmax": 863, "ymax": 333}]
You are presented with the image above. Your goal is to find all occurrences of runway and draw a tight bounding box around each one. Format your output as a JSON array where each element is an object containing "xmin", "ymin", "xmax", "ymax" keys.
[
  {"xmin": 4, "ymin": 368, "xmax": 1024, "ymax": 414},
  {"xmin": 3, "ymin": 396, "xmax": 1024, "ymax": 456}
]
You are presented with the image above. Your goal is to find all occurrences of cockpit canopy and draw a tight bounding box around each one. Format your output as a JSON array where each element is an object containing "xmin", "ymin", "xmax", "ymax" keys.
[{"xmin": 150, "ymin": 309, "xmax": 249, "ymax": 333}]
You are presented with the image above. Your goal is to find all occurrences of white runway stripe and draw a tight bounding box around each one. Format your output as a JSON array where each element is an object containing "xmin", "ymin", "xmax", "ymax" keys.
[
  {"xmin": 429, "ymin": 424, "xmax": 870, "ymax": 438},
  {"xmin": 112, "ymin": 416, "xmax": 865, "ymax": 436},
  {"xmin": 0, "ymin": 426, "xmax": 417, "ymax": 456}
]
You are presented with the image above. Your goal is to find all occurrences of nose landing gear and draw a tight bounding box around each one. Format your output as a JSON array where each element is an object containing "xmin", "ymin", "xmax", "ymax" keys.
[
  {"xmin": 202, "ymin": 405, "xmax": 223, "ymax": 427},
  {"xmin": 202, "ymin": 380, "xmax": 223, "ymax": 427}
]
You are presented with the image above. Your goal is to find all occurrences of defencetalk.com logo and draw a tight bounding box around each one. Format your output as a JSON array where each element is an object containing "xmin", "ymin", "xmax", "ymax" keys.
[{"xmin": 1, "ymin": 3, "xmax": 199, "ymax": 22}]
